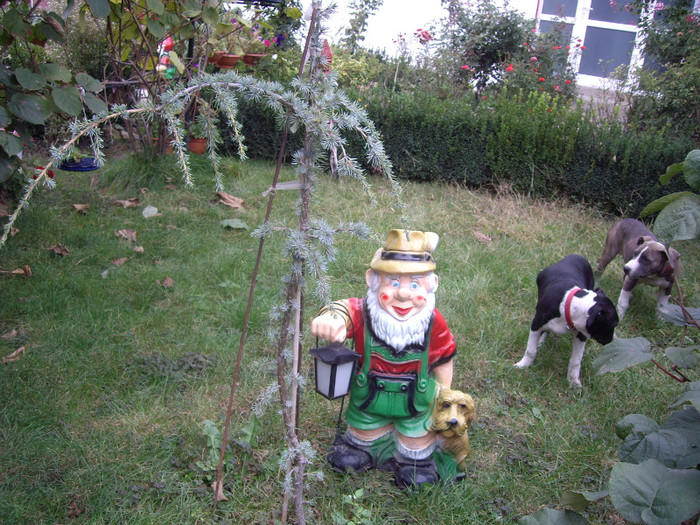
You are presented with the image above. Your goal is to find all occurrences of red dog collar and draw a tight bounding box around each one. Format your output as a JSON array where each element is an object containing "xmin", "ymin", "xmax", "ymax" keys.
[{"xmin": 565, "ymin": 287, "xmax": 582, "ymax": 331}]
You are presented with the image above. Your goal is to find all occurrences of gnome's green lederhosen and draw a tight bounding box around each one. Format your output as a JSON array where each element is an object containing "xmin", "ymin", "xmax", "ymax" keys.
[{"xmin": 344, "ymin": 319, "xmax": 437, "ymax": 462}]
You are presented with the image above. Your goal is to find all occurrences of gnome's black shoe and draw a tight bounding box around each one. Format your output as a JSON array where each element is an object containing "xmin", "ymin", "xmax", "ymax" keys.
[
  {"xmin": 327, "ymin": 441, "xmax": 373, "ymax": 473},
  {"xmin": 393, "ymin": 456, "xmax": 439, "ymax": 489}
]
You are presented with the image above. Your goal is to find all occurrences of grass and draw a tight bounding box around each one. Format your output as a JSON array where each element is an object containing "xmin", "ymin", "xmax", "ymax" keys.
[{"xmin": 1, "ymin": 151, "xmax": 698, "ymax": 524}]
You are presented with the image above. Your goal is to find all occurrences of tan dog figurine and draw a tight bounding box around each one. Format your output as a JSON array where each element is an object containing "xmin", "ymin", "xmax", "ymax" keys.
[{"xmin": 430, "ymin": 387, "xmax": 476, "ymax": 471}]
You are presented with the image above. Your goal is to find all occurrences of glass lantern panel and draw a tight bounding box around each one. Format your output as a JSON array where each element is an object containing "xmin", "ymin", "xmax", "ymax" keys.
[{"xmin": 315, "ymin": 360, "xmax": 333, "ymax": 398}]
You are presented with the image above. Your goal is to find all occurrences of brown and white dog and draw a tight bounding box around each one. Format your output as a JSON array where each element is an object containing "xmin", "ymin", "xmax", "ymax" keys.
[
  {"xmin": 596, "ymin": 218, "xmax": 680, "ymax": 319},
  {"xmin": 514, "ymin": 254, "xmax": 619, "ymax": 388}
]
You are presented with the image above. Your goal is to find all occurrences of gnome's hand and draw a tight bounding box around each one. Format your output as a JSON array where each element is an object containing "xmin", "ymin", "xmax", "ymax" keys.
[{"xmin": 311, "ymin": 312, "xmax": 347, "ymax": 343}]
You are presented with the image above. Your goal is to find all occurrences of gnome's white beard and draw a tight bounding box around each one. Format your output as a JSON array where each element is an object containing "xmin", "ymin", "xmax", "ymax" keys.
[{"xmin": 365, "ymin": 289, "xmax": 436, "ymax": 352}]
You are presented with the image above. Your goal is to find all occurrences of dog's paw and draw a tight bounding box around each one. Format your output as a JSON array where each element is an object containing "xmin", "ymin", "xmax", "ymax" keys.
[
  {"xmin": 514, "ymin": 358, "xmax": 531, "ymax": 369},
  {"xmin": 567, "ymin": 376, "xmax": 582, "ymax": 388}
]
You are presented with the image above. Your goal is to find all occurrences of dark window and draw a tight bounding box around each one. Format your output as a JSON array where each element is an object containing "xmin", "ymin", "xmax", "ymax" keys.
[
  {"xmin": 590, "ymin": 0, "xmax": 640, "ymax": 25},
  {"xmin": 578, "ymin": 26, "xmax": 636, "ymax": 77},
  {"xmin": 542, "ymin": 0, "xmax": 578, "ymax": 17}
]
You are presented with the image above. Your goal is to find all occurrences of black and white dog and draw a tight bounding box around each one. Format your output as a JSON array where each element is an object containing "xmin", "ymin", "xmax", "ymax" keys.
[
  {"xmin": 595, "ymin": 218, "xmax": 680, "ymax": 319},
  {"xmin": 514, "ymin": 254, "xmax": 619, "ymax": 388}
]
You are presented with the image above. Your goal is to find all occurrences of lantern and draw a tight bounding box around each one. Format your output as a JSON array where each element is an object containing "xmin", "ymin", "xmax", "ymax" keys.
[{"xmin": 309, "ymin": 343, "xmax": 359, "ymax": 400}]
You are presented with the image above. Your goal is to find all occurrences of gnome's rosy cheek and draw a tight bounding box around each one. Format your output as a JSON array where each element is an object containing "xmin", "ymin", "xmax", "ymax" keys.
[{"xmin": 380, "ymin": 293, "xmax": 389, "ymax": 301}]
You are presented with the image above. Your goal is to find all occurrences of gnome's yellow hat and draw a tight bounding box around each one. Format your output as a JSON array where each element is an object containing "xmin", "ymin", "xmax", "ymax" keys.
[{"xmin": 369, "ymin": 230, "xmax": 439, "ymax": 274}]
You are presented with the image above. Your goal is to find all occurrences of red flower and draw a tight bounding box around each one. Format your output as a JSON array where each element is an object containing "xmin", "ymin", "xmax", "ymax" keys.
[
  {"xmin": 48, "ymin": 170, "xmax": 55, "ymax": 179},
  {"xmin": 547, "ymin": 108, "xmax": 552, "ymax": 112},
  {"xmin": 539, "ymin": 77, "xmax": 545, "ymax": 82},
  {"xmin": 565, "ymin": 79, "xmax": 572, "ymax": 84},
  {"xmin": 461, "ymin": 64, "xmax": 471, "ymax": 70},
  {"xmin": 580, "ymin": 45, "xmax": 586, "ymax": 50},
  {"xmin": 505, "ymin": 64, "xmax": 514, "ymax": 72}
]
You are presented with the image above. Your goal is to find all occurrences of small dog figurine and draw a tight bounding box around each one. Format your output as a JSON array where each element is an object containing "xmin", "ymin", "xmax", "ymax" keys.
[
  {"xmin": 514, "ymin": 254, "xmax": 619, "ymax": 388},
  {"xmin": 430, "ymin": 386, "xmax": 475, "ymax": 471},
  {"xmin": 596, "ymin": 218, "xmax": 680, "ymax": 319}
]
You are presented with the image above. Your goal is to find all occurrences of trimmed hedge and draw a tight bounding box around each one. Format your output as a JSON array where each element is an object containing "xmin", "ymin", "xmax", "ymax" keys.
[{"xmin": 229, "ymin": 89, "xmax": 695, "ymax": 216}]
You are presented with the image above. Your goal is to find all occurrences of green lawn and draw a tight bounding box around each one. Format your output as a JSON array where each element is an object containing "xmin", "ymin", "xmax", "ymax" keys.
[{"xmin": 1, "ymin": 153, "xmax": 698, "ymax": 524}]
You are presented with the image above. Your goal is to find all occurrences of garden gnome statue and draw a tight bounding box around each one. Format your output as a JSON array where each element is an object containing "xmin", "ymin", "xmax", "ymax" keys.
[{"xmin": 311, "ymin": 229, "xmax": 457, "ymax": 488}]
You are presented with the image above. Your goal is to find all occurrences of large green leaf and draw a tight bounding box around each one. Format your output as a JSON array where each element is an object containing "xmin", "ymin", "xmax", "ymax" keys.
[
  {"xmin": 560, "ymin": 490, "xmax": 608, "ymax": 512},
  {"xmin": 519, "ymin": 509, "xmax": 589, "ymax": 525},
  {"xmin": 3, "ymin": 9, "xmax": 28, "ymax": 36},
  {"xmin": 652, "ymin": 193, "xmax": 700, "ymax": 243},
  {"xmin": 657, "ymin": 303, "xmax": 700, "ymax": 327},
  {"xmin": 666, "ymin": 346, "xmax": 700, "ymax": 368},
  {"xmin": 168, "ymin": 51, "xmax": 184, "ymax": 74},
  {"xmin": 592, "ymin": 337, "xmax": 653, "ymax": 375},
  {"xmin": 615, "ymin": 414, "xmax": 659, "ymax": 440},
  {"xmin": 39, "ymin": 63, "xmax": 72, "ymax": 83},
  {"xmin": 75, "ymin": 73, "xmax": 102, "ymax": 93},
  {"xmin": 618, "ymin": 408, "xmax": 700, "ymax": 468},
  {"xmin": 181, "ymin": 0, "xmax": 202, "ymax": 18},
  {"xmin": 8, "ymin": 93, "xmax": 52, "ymax": 124},
  {"xmin": 671, "ymin": 382, "xmax": 700, "ymax": 413},
  {"xmin": 52, "ymin": 86, "xmax": 82, "ymax": 116},
  {"xmin": 0, "ymin": 106, "xmax": 11, "ymax": 128},
  {"xmin": 658, "ymin": 161, "xmax": 684, "ymax": 186},
  {"xmin": 609, "ymin": 459, "xmax": 700, "ymax": 525},
  {"xmin": 639, "ymin": 191, "xmax": 692, "ymax": 217},
  {"xmin": 202, "ymin": 5, "xmax": 218, "ymax": 25},
  {"xmin": 683, "ymin": 149, "xmax": 700, "ymax": 190},
  {"xmin": 85, "ymin": 0, "xmax": 111, "ymax": 18},
  {"xmin": 146, "ymin": 18, "xmax": 166, "ymax": 39},
  {"xmin": 0, "ymin": 156, "xmax": 17, "ymax": 184},
  {"xmin": 14, "ymin": 68, "xmax": 46, "ymax": 91},
  {"xmin": 0, "ymin": 130, "xmax": 24, "ymax": 156},
  {"xmin": 83, "ymin": 92, "xmax": 107, "ymax": 115},
  {"xmin": 145, "ymin": 0, "xmax": 164, "ymax": 16}
]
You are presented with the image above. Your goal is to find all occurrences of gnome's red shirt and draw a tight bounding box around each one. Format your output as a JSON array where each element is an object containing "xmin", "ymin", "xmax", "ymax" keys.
[{"xmin": 344, "ymin": 297, "xmax": 456, "ymax": 375}]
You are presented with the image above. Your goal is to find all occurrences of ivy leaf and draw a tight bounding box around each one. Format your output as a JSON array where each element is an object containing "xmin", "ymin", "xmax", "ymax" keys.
[
  {"xmin": 52, "ymin": 86, "xmax": 82, "ymax": 116},
  {"xmin": 14, "ymin": 68, "xmax": 47, "ymax": 91},
  {"xmin": 286, "ymin": 6, "xmax": 303, "ymax": 19},
  {"xmin": 657, "ymin": 303, "xmax": 700, "ymax": 327},
  {"xmin": 652, "ymin": 193, "xmax": 700, "ymax": 243},
  {"xmin": 85, "ymin": 0, "xmax": 111, "ymax": 19},
  {"xmin": 518, "ymin": 508, "xmax": 589, "ymax": 525},
  {"xmin": 8, "ymin": 93, "xmax": 52, "ymax": 125},
  {"xmin": 75, "ymin": 72, "xmax": 102, "ymax": 93},
  {"xmin": 592, "ymin": 337, "xmax": 653, "ymax": 375},
  {"xmin": 670, "ymin": 381, "xmax": 700, "ymax": 413},
  {"xmin": 0, "ymin": 106, "xmax": 9, "ymax": 128},
  {"xmin": 202, "ymin": 6, "xmax": 218, "ymax": 26},
  {"xmin": 39, "ymin": 63, "xmax": 72, "ymax": 83},
  {"xmin": 665, "ymin": 346, "xmax": 700, "ymax": 369},
  {"xmin": 609, "ymin": 459, "xmax": 700, "ymax": 525},
  {"xmin": 83, "ymin": 92, "xmax": 107, "ymax": 115}
]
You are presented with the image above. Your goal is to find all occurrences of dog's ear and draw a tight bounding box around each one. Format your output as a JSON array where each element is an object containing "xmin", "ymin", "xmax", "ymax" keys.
[
  {"xmin": 666, "ymin": 247, "xmax": 681, "ymax": 270},
  {"xmin": 636, "ymin": 236, "xmax": 646, "ymax": 246},
  {"xmin": 593, "ymin": 287, "xmax": 608, "ymax": 299}
]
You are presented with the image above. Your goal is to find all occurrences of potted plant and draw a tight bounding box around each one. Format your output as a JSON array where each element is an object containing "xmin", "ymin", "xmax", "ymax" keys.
[
  {"xmin": 59, "ymin": 147, "xmax": 100, "ymax": 171},
  {"xmin": 187, "ymin": 112, "xmax": 220, "ymax": 154}
]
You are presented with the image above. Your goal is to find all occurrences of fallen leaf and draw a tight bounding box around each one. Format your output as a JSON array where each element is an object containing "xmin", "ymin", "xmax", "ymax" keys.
[
  {"xmin": 142, "ymin": 205, "xmax": 159, "ymax": 218},
  {"xmin": 216, "ymin": 191, "xmax": 244, "ymax": 209},
  {"xmin": 139, "ymin": 187, "xmax": 149, "ymax": 194},
  {"xmin": 8, "ymin": 265, "xmax": 31, "ymax": 278},
  {"xmin": 9, "ymin": 227, "xmax": 18, "ymax": 236},
  {"xmin": 164, "ymin": 184, "xmax": 177, "ymax": 190},
  {"xmin": 112, "ymin": 257, "xmax": 128, "ymax": 266},
  {"xmin": 221, "ymin": 219, "xmax": 249, "ymax": 230},
  {"xmin": 3, "ymin": 346, "xmax": 25, "ymax": 363},
  {"xmin": 67, "ymin": 497, "xmax": 84, "ymax": 518},
  {"xmin": 1, "ymin": 329, "xmax": 18, "ymax": 339},
  {"xmin": 176, "ymin": 206, "xmax": 188, "ymax": 212},
  {"xmin": 158, "ymin": 277, "xmax": 175, "ymax": 288},
  {"xmin": 72, "ymin": 203, "xmax": 89, "ymax": 214},
  {"xmin": 211, "ymin": 480, "xmax": 228, "ymax": 502},
  {"xmin": 115, "ymin": 229, "xmax": 137, "ymax": 242},
  {"xmin": 49, "ymin": 243, "xmax": 70, "ymax": 256},
  {"xmin": 134, "ymin": 246, "xmax": 144, "ymax": 253},
  {"xmin": 112, "ymin": 198, "xmax": 140, "ymax": 208},
  {"xmin": 166, "ymin": 224, "xmax": 179, "ymax": 230},
  {"xmin": 473, "ymin": 231, "xmax": 492, "ymax": 243}
]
